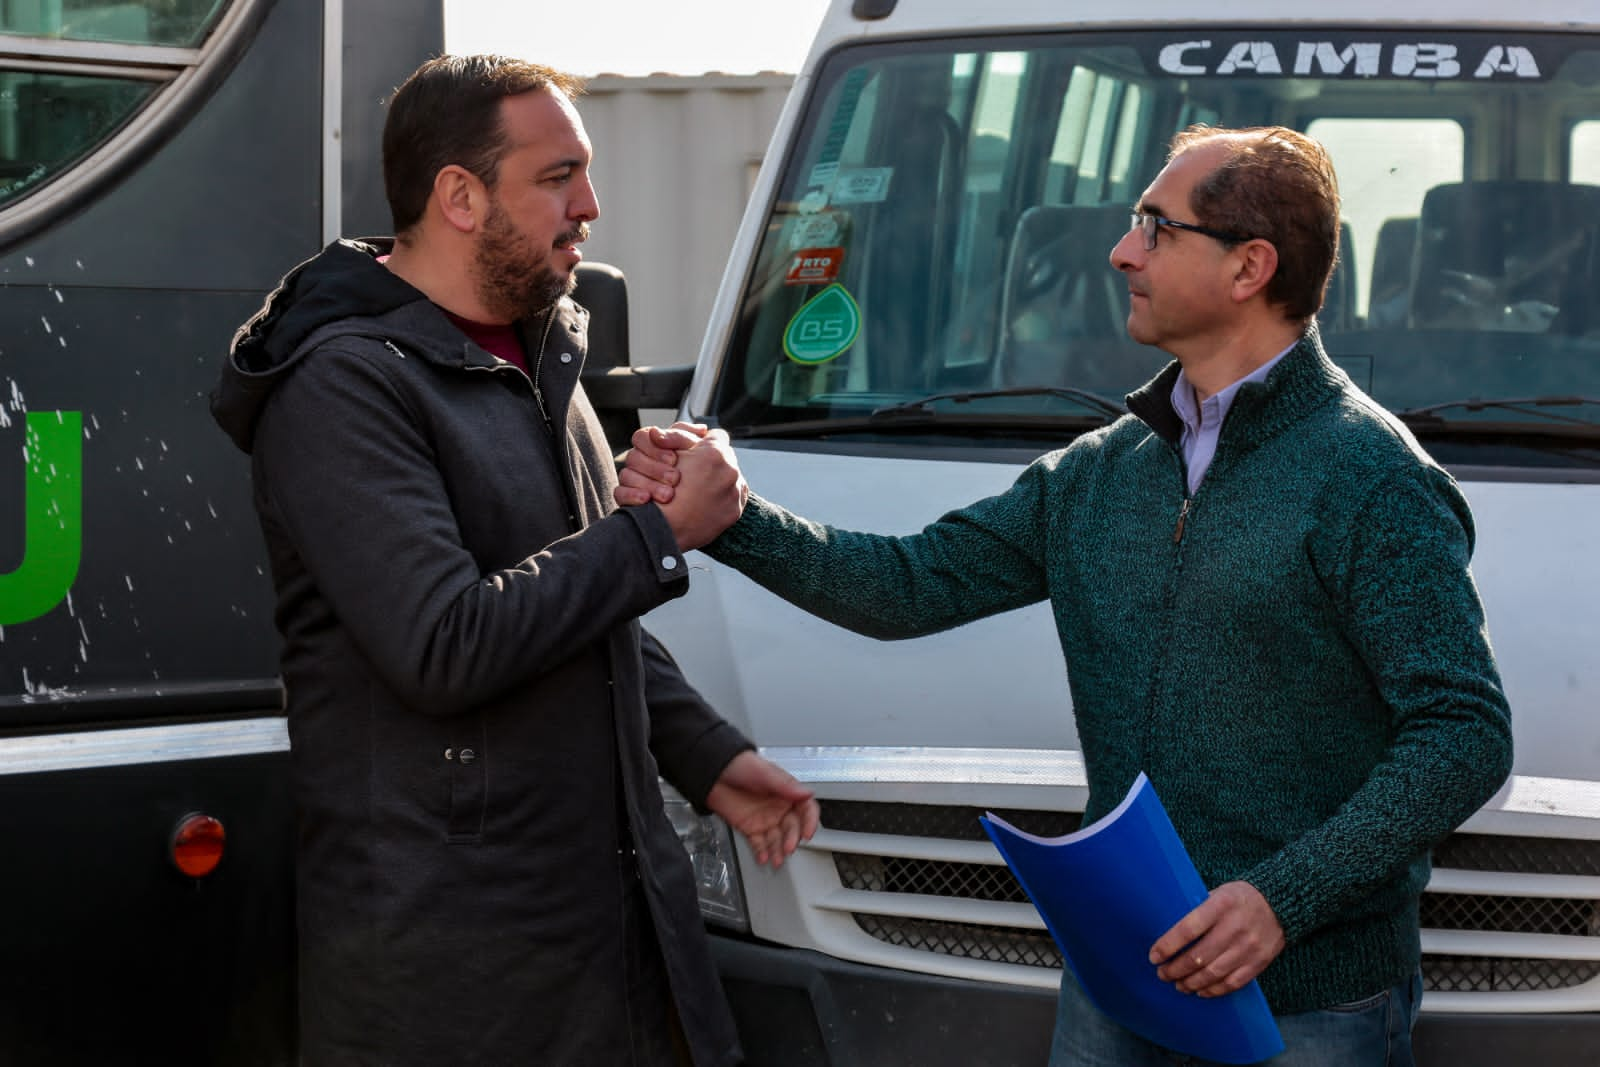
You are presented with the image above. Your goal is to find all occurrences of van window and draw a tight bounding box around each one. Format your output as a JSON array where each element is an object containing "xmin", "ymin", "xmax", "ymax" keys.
[
  {"xmin": 1306, "ymin": 118, "xmax": 1465, "ymax": 320},
  {"xmin": 1571, "ymin": 120, "xmax": 1600, "ymax": 182},
  {"xmin": 1047, "ymin": 68, "xmax": 1147, "ymax": 206},
  {"xmin": 715, "ymin": 30, "xmax": 1600, "ymax": 470}
]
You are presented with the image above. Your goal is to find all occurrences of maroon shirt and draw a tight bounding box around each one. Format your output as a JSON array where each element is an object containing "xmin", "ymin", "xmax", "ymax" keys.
[
  {"xmin": 443, "ymin": 310, "xmax": 528, "ymax": 374},
  {"xmin": 373, "ymin": 253, "xmax": 529, "ymax": 373}
]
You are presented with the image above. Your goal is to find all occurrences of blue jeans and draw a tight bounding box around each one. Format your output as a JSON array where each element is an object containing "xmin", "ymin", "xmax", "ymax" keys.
[{"xmin": 1048, "ymin": 968, "xmax": 1423, "ymax": 1066}]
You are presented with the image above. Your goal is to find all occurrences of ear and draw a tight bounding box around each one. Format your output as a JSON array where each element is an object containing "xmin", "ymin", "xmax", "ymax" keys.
[
  {"xmin": 1229, "ymin": 239, "xmax": 1279, "ymax": 305},
  {"xmin": 433, "ymin": 164, "xmax": 486, "ymax": 235}
]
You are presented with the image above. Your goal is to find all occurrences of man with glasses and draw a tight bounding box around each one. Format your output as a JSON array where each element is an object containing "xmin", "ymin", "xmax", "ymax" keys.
[{"xmin": 617, "ymin": 125, "xmax": 1511, "ymax": 1066}]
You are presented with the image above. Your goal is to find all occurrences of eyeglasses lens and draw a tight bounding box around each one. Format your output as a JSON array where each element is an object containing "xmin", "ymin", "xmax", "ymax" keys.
[{"xmin": 1131, "ymin": 213, "xmax": 1157, "ymax": 251}]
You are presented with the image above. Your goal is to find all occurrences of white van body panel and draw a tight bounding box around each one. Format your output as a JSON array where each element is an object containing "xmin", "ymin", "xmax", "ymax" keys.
[
  {"xmin": 650, "ymin": 449, "xmax": 1072, "ymax": 751},
  {"xmin": 651, "ymin": 448, "xmax": 1600, "ymax": 813}
]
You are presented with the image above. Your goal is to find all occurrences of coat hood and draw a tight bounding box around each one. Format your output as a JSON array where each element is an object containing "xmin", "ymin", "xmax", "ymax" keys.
[{"xmin": 211, "ymin": 238, "xmax": 470, "ymax": 453}]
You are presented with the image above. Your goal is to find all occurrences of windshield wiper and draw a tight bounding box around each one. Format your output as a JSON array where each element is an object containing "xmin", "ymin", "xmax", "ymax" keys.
[
  {"xmin": 1397, "ymin": 395, "xmax": 1600, "ymax": 428},
  {"xmin": 870, "ymin": 385, "xmax": 1128, "ymax": 421},
  {"xmin": 728, "ymin": 385, "xmax": 1129, "ymax": 439},
  {"xmin": 734, "ymin": 409, "xmax": 1114, "ymax": 440}
]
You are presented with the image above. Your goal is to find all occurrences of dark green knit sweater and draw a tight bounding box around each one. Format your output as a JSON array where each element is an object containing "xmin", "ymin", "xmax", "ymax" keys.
[{"xmin": 706, "ymin": 334, "xmax": 1512, "ymax": 1014}]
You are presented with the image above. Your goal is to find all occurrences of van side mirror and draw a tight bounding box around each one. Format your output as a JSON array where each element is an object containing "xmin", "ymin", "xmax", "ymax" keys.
[{"xmin": 573, "ymin": 261, "xmax": 695, "ymax": 450}]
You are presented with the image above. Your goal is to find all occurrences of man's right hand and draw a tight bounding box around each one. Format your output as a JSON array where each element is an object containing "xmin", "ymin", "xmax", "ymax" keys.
[{"xmin": 627, "ymin": 424, "xmax": 746, "ymax": 551}]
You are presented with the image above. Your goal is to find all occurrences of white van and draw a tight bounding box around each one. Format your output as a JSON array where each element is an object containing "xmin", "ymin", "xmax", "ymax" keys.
[{"xmin": 642, "ymin": 2, "xmax": 1600, "ymax": 1062}]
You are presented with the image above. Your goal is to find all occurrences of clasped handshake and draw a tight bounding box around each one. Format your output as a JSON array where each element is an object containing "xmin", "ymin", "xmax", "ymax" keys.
[{"xmin": 615, "ymin": 423, "xmax": 745, "ymax": 551}]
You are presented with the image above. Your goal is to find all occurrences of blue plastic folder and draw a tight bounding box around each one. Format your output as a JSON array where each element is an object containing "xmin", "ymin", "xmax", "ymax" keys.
[{"xmin": 980, "ymin": 773, "xmax": 1283, "ymax": 1064}]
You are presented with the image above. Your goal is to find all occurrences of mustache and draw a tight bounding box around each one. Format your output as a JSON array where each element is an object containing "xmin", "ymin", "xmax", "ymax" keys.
[{"xmin": 555, "ymin": 222, "xmax": 591, "ymax": 248}]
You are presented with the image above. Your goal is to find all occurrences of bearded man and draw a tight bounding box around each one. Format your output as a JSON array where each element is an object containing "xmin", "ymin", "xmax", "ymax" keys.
[{"xmin": 210, "ymin": 54, "xmax": 816, "ymax": 1066}]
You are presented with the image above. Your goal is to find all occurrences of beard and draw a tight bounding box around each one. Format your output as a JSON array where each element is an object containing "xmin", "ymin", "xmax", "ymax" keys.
[{"xmin": 471, "ymin": 197, "xmax": 587, "ymax": 323}]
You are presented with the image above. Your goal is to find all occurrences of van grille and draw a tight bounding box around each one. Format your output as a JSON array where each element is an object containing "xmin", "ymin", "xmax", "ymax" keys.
[
  {"xmin": 820, "ymin": 801, "xmax": 1600, "ymax": 996},
  {"xmin": 854, "ymin": 913, "xmax": 1063, "ymax": 969}
]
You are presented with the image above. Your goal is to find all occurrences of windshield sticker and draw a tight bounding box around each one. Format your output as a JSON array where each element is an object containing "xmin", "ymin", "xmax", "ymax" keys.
[
  {"xmin": 783, "ymin": 284, "xmax": 861, "ymax": 365},
  {"xmin": 808, "ymin": 161, "xmax": 840, "ymax": 189},
  {"xmin": 795, "ymin": 67, "xmax": 871, "ymax": 208},
  {"xmin": 1153, "ymin": 38, "xmax": 1547, "ymax": 81},
  {"xmin": 784, "ymin": 246, "xmax": 845, "ymax": 287},
  {"xmin": 788, "ymin": 211, "xmax": 842, "ymax": 250},
  {"xmin": 797, "ymin": 189, "xmax": 830, "ymax": 215},
  {"xmin": 830, "ymin": 168, "xmax": 893, "ymax": 205},
  {"xmin": 813, "ymin": 68, "xmax": 869, "ymax": 173}
]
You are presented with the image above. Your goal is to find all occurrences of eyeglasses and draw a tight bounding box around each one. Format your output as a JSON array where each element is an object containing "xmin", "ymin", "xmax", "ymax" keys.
[{"xmin": 1129, "ymin": 211, "xmax": 1254, "ymax": 251}]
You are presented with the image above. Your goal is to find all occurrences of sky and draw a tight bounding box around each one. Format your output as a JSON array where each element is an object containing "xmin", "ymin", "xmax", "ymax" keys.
[{"xmin": 443, "ymin": 0, "xmax": 831, "ymax": 77}]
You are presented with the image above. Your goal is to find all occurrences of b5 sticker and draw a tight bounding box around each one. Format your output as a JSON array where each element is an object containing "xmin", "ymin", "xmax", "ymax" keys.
[{"xmin": 783, "ymin": 284, "xmax": 861, "ymax": 365}]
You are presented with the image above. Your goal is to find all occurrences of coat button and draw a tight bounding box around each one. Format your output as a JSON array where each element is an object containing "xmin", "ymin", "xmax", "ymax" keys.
[
  {"xmin": 458, "ymin": 748, "xmax": 477, "ymax": 765},
  {"xmin": 661, "ymin": 556, "xmax": 678, "ymax": 570},
  {"xmin": 444, "ymin": 748, "xmax": 454, "ymax": 761},
  {"xmin": 559, "ymin": 352, "xmax": 573, "ymax": 364}
]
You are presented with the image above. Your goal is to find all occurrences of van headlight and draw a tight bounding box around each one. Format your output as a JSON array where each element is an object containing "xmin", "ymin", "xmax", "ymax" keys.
[{"xmin": 661, "ymin": 782, "xmax": 750, "ymax": 932}]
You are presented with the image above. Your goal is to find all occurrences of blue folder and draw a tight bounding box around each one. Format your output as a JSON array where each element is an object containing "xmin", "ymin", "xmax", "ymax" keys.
[{"xmin": 981, "ymin": 773, "xmax": 1283, "ymax": 1064}]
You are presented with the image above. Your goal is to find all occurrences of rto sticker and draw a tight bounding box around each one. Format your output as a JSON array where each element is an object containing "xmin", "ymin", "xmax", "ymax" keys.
[{"xmin": 784, "ymin": 246, "xmax": 845, "ymax": 287}]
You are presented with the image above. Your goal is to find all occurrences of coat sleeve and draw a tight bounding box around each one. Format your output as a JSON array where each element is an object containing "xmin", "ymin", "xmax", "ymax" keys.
[
  {"xmin": 1244, "ymin": 466, "xmax": 1513, "ymax": 943},
  {"xmin": 639, "ymin": 628, "xmax": 752, "ymax": 810},
  {"xmin": 251, "ymin": 340, "xmax": 690, "ymax": 715}
]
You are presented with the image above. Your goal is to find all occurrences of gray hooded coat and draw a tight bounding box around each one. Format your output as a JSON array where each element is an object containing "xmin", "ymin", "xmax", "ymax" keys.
[{"xmin": 212, "ymin": 239, "xmax": 749, "ymax": 1065}]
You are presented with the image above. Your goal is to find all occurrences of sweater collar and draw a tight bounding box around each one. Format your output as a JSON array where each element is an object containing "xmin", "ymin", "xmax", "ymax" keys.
[{"xmin": 1125, "ymin": 326, "xmax": 1344, "ymax": 448}]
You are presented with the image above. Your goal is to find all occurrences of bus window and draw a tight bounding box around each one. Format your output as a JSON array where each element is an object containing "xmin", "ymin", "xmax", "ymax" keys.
[
  {"xmin": 0, "ymin": 0, "xmax": 235, "ymax": 213},
  {"xmin": 0, "ymin": 74, "xmax": 157, "ymax": 205},
  {"xmin": 0, "ymin": 0, "xmax": 224, "ymax": 46}
]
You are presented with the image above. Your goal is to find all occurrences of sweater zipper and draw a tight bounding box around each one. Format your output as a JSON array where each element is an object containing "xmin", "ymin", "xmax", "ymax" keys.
[{"xmin": 1173, "ymin": 497, "xmax": 1193, "ymax": 544}]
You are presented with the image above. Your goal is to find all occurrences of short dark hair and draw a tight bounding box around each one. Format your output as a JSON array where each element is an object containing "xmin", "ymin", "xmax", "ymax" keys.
[
  {"xmin": 382, "ymin": 54, "xmax": 586, "ymax": 236},
  {"xmin": 1170, "ymin": 125, "xmax": 1341, "ymax": 322}
]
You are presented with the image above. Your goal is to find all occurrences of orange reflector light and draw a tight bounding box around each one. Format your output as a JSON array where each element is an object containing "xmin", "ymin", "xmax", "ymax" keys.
[{"xmin": 170, "ymin": 813, "xmax": 226, "ymax": 878}]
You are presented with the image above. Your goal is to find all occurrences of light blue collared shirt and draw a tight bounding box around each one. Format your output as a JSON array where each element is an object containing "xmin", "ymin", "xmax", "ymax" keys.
[{"xmin": 1171, "ymin": 344, "xmax": 1295, "ymax": 495}]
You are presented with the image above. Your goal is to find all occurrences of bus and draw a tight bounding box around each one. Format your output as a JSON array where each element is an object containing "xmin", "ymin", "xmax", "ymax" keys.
[{"xmin": 0, "ymin": 2, "xmax": 440, "ymax": 1061}]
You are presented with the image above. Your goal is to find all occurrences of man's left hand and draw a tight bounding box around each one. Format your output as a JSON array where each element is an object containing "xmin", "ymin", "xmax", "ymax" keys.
[
  {"xmin": 706, "ymin": 750, "xmax": 820, "ymax": 868},
  {"xmin": 1150, "ymin": 881, "xmax": 1286, "ymax": 998}
]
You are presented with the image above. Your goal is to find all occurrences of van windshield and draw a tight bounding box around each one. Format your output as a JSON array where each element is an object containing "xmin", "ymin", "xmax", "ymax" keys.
[{"xmin": 711, "ymin": 30, "xmax": 1600, "ymax": 468}]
